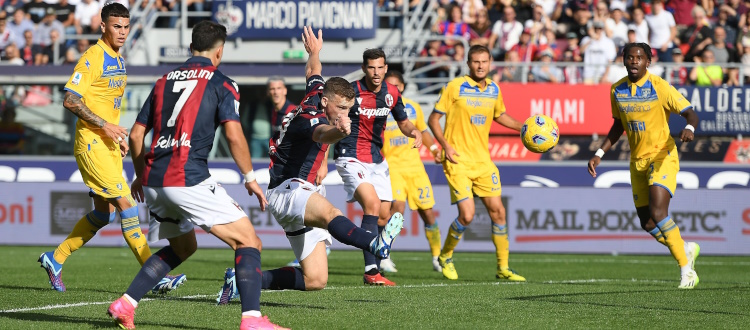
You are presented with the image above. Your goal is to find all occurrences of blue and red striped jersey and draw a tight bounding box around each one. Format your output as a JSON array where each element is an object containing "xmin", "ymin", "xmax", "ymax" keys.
[
  {"xmin": 268, "ymin": 75, "xmax": 329, "ymax": 189},
  {"xmin": 271, "ymin": 99, "xmax": 297, "ymax": 136},
  {"xmin": 135, "ymin": 56, "xmax": 240, "ymax": 187},
  {"xmin": 333, "ymin": 78, "xmax": 408, "ymax": 164}
]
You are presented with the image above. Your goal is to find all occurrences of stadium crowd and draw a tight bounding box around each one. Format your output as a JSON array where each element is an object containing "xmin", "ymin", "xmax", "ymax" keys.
[
  {"xmin": 0, "ymin": 0, "xmax": 205, "ymax": 65},
  {"xmin": 399, "ymin": 0, "xmax": 750, "ymax": 86}
]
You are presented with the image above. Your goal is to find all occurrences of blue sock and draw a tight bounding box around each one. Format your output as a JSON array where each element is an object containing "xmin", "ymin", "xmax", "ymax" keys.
[
  {"xmin": 124, "ymin": 246, "xmax": 183, "ymax": 302},
  {"xmin": 235, "ymin": 247, "xmax": 262, "ymax": 313},
  {"xmin": 261, "ymin": 267, "xmax": 306, "ymax": 291},
  {"xmin": 327, "ymin": 216, "xmax": 377, "ymax": 251},
  {"xmin": 360, "ymin": 215, "xmax": 379, "ymax": 273}
]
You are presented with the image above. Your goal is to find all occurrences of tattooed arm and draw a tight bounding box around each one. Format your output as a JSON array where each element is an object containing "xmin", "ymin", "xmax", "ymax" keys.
[{"xmin": 64, "ymin": 91, "xmax": 128, "ymax": 144}]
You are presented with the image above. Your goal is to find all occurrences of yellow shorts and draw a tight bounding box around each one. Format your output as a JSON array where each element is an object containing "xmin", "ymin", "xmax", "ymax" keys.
[
  {"xmin": 443, "ymin": 160, "xmax": 501, "ymax": 204},
  {"xmin": 630, "ymin": 148, "xmax": 680, "ymax": 208},
  {"xmin": 75, "ymin": 148, "xmax": 130, "ymax": 199},
  {"xmin": 390, "ymin": 166, "xmax": 435, "ymax": 210}
]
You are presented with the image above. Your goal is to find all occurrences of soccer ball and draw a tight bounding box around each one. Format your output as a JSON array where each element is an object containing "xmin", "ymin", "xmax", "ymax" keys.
[{"xmin": 520, "ymin": 115, "xmax": 559, "ymax": 153}]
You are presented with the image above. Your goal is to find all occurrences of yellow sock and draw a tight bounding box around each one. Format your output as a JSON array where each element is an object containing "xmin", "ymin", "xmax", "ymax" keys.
[
  {"xmin": 492, "ymin": 223, "xmax": 510, "ymax": 270},
  {"xmin": 424, "ymin": 223, "xmax": 442, "ymax": 257},
  {"xmin": 656, "ymin": 217, "xmax": 687, "ymax": 267},
  {"xmin": 647, "ymin": 227, "xmax": 668, "ymax": 246},
  {"xmin": 440, "ymin": 219, "xmax": 466, "ymax": 259},
  {"xmin": 53, "ymin": 210, "xmax": 110, "ymax": 264},
  {"xmin": 120, "ymin": 206, "xmax": 152, "ymax": 266}
]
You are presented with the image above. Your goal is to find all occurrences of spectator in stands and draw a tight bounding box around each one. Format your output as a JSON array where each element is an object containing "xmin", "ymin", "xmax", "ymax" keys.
[
  {"xmin": 36, "ymin": 7, "xmax": 65, "ymax": 47},
  {"xmin": 511, "ymin": 28, "xmax": 540, "ymax": 61},
  {"xmin": 74, "ymin": 0, "xmax": 100, "ymax": 34},
  {"xmin": 525, "ymin": 2, "xmax": 555, "ymax": 46},
  {"xmin": 266, "ymin": 76, "xmax": 294, "ymax": 139},
  {"xmin": 0, "ymin": 43, "xmax": 23, "ymax": 65},
  {"xmin": 715, "ymin": 5, "xmax": 739, "ymax": 50},
  {"xmin": 24, "ymin": 0, "xmax": 50, "ymax": 25},
  {"xmin": 592, "ymin": 0, "xmax": 610, "ymax": 27},
  {"xmin": 531, "ymin": 49, "xmax": 562, "ymax": 82},
  {"xmin": 580, "ymin": 21, "xmax": 616, "ymax": 84},
  {"xmin": 679, "ymin": 5, "xmax": 713, "ymax": 62},
  {"xmin": 63, "ymin": 38, "xmax": 88, "ymax": 64},
  {"xmin": 567, "ymin": 3, "xmax": 592, "ymax": 41},
  {"xmin": 739, "ymin": 12, "xmax": 750, "ymax": 54},
  {"xmin": 742, "ymin": 45, "xmax": 750, "ymax": 83},
  {"xmin": 489, "ymin": 6, "xmax": 523, "ymax": 60},
  {"xmin": 649, "ymin": 48, "xmax": 666, "ymax": 77},
  {"xmin": 462, "ymin": 0, "xmax": 484, "ymax": 24},
  {"xmin": 708, "ymin": 26, "xmax": 740, "ymax": 63},
  {"xmin": 485, "ymin": 0, "xmax": 504, "ymax": 24},
  {"xmin": 564, "ymin": 31, "xmax": 582, "ymax": 61},
  {"xmin": 7, "ymin": 8, "xmax": 33, "ymax": 48},
  {"xmin": 469, "ymin": 8, "xmax": 492, "ymax": 47},
  {"xmin": 415, "ymin": 38, "xmax": 449, "ymax": 91},
  {"xmin": 606, "ymin": 1, "xmax": 629, "ymax": 47},
  {"xmin": 2, "ymin": 0, "xmax": 24, "ymax": 16},
  {"xmin": 605, "ymin": 53, "xmax": 628, "ymax": 84},
  {"xmin": 666, "ymin": 47, "xmax": 689, "ymax": 85},
  {"xmin": 495, "ymin": 49, "xmax": 526, "ymax": 82},
  {"xmin": 646, "ymin": 0, "xmax": 677, "ymax": 62},
  {"xmin": 41, "ymin": 28, "xmax": 62, "ymax": 64},
  {"xmin": 0, "ymin": 106, "xmax": 24, "ymax": 154},
  {"xmin": 631, "ymin": 7, "xmax": 650, "ymax": 43},
  {"xmin": 543, "ymin": 28, "xmax": 562, "ymax": 58},
  {"xmin": 668, "ymin": 0, "xmax": 704, "ymax": 28},
  {"xmin": 0, "ymin": 11, "xmax": 15, "ymax": 55},
  {"xmin": 53, "ymin": 0, "xmax": 76, "ymax": 37},
  {"xmin": 690, "ymin": 48, "xmax": 723, "ymax": 86},
  {"xmin": 561, "ymin": 48, "xmax": 583, "ymax": 83},
  {"xmin": 434, "ymin": 3, "xmax": 470, "ymax": 47},
  {"xmin": 19, "ymin": 29, "xmax": 43, "ymax": 65}
]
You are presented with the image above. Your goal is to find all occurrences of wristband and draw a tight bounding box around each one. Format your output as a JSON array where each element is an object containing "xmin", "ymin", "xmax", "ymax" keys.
[
  {"xmin": 429, "ymin": 145, "xmax": 439, "ymax": 153},
  {"xmin": 684, "ymin": 124, "xmax": 695, "ymax": 133},
  {"xmin": 595, "ymin": 149, "xmax": 605, "ymax": 158},
  {"xmin": 243, "ymin": 170, "xmax": 256, "ymax": 183}
]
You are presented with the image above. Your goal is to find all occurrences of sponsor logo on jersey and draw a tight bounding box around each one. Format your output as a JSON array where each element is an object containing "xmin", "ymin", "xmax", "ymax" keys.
[
  {"xmin": 155, "ymin": 132, "xmax": 192, "ymax": 149},
  {"xmin": 310, "ymin": 118, "xmax": 319, "ymax": 126},
  {"xmin": 385, "ymin": 94, "xmax": 394, "ymax": 107},
  {"xmin": 470, "ymin": 114, "xmax": 487, "ymax": 125},
  {"xmin": 108, "ymin": 78, "xmax": 125, "ymax": 89}
]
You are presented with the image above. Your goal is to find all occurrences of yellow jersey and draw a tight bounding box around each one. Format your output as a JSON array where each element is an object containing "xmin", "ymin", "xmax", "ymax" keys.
[
  {"xmin": 64, "ymin": 39, "xmax": 127, "ymax": 155},
  {"xmin": 382, "ymin": 96, "xmax": 427, "ymax": 169},
  {"xmin": 610, "ymin": 72, "xmax": 692, "ymax": 161},
  {"xmin": 434, "ymin": 75, "xmax": 506, "ymax": 164}
]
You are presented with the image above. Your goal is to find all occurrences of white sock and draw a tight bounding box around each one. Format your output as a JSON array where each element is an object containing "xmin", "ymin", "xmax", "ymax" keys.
[
  {"xmin": 242, "ymin": 310, "xmax": 262, "ymax": 318},
  {"xmin": 123, "ymin": 294, "xmax": 138, "ymax": 308},
  {"xmin": 432, "ymin": 256, "xmax": 438, "ymax": 261},
  {"xmin": 365, "ymin": 264, "xmax": 378, "ymax": 273},
  {"xmin": 680, "ymin": 266, "xmax": 691, "ymax": 276}
]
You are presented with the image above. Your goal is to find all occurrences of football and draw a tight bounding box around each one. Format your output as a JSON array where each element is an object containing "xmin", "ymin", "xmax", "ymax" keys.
[{"xmin": 520, "ymin": 114, "xmax": 560, "ymax": 153}]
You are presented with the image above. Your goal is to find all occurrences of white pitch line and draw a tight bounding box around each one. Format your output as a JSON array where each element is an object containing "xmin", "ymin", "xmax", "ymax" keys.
[
  {"xmin": 0, "ymin": 294, "xmax": 213, "ymax": 313},
  {"xmin": 542, "ymin": 278, "xmax": 672, "ymax": 284},
  {"xmin": 395, "ymin": 256, "xmax": 750, "ymax": 266}
]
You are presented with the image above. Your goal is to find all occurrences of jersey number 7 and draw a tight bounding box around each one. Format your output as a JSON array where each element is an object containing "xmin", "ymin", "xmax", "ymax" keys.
[{"xmin": 167, "ymin": 80, "xmax": 198, "ymax": 127}]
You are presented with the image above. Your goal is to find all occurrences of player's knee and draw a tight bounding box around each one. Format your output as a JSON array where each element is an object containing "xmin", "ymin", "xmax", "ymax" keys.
[
  {"xmin": 329, "ymin": 207, "xmax": 344, "ymax": 220},
  {"xmin": 235, "ymin": 234, "xmax": 262, "ymax": 252},
  {"xmin": 488, "ymin": 209, "xmax": 505, "ymax": 222},
  {"xmin": 362, "ymin": 199, "xmax": 381, "ymax": 215},
  {"xmin": 304, "ymin": 276, "xmax": 328, "ymax": 291},
  {"xmin": 650, "ymin": 210, "xmax": 668, "ymax": 224},
  {"xmin": 640, "ymin": 221, "xmax": 655, "ymax": 232},
  {"xmin": 172, "ymin": 242, "xmax": 197, "ymax": 260}
]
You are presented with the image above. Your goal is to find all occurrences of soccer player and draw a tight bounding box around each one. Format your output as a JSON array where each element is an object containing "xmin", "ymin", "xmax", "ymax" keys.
[
  {"xmin": 334, "ymin": 48, "xmax": 422, "ymax": 286},
  {"xmin": 37, "ymin": 3, "xmax": 184, "ymax": 294},
  {"xmin": 428, "ymin": 45, "xmax": 526, "ymax": 282},
  {"xmin": 381, "ymin": 70, "xmax": 443, "ymax": 273},
  {"xmin": 588, "ymin": 42, "xmax": 701, "ymax": 289},
  {"xmin": 216, "ymin": 27, "xmax": 404, "ymax": 303},
  {"xmin": 106, "ymin": 21, "xmax": 286, "ymax": 330}
]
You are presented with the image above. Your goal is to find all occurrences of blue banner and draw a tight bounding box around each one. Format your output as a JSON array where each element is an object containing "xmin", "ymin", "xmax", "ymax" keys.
[
  {"xmin": 670, "ymin": 86, "xmax": 750, "ymax": 136},
  {"xmin": 212, "ymin": 0, "xmax": 378, "ymax": 40}
]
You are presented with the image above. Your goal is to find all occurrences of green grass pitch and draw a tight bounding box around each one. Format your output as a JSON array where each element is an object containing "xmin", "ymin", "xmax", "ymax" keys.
[{"xmin": 0, "ymin": 246, "xmax": 748, "ymax": 329}]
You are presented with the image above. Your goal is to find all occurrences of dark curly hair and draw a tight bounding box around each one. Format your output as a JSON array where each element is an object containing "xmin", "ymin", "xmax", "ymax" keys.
[{"xmin": 622, "ymin": 42, "xmax": 651, "ymax": 62}]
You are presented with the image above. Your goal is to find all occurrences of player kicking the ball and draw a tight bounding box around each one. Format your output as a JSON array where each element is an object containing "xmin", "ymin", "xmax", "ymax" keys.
[
  {"xmin": 216, "ymin": 27, "xmax": 403, "ymax": 304},
  {"xmin": 588, "ymin": 42, "xmax": 701, "ymax": 289}
]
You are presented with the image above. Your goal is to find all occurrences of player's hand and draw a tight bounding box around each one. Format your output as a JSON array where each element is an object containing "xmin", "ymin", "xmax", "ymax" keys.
[
  {"xmin": 302, "ymin": 26, "xmax": 323, "ymax": 55},
  {"xmin": 336, "ymin": 116, "xmax": 351, "ymax": 135},
  {"xmin": 131, "ymin": 177, "xmax": 145, "ymax": 203},
  {"xmin": 119, "ymin": 139, "xmax": 129, "ymax": 158},
  {"xmin": 432, "ymin": 149, "xmax": 441, "ymax": 164},
  {"xmin": 411, "ymin": 130, "xmax": 422, "ymax": 149},
  {"xmin": 587, "ymin": 156, "xmax": 601, "ymax": 178},
  {"xmin": 245, "ymin": 181, "xmax": 269, "ymax": 211},
  {"xmin": 103, "ymin": 122, "xmax": 128, "ymax": 145},
  {"xmin": 444, "ymin": 144, "xmax": 460, "ymax": 164},
  {"xmin": 315, "ymin": 165, "xmax": 328, "ymax": 185},
  {"xmin": 680, "ymin": 128, "xmax": 695, "ymax": 142}
]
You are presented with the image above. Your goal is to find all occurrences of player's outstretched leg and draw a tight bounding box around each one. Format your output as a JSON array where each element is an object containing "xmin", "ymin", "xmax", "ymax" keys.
[
  {"xmin": 438, "ymin": 218, "xmax": 466, "ymax": 280},
  {"xmin": 39, "ymin": 209, "xmax": 111, "ymax": 291},
  {"xmin": 419, "ymin": 208, "xmax": 442, "ymax": 272}
]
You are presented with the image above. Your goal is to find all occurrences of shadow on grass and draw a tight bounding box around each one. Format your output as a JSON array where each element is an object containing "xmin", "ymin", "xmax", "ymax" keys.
[
  {"xmin": 0, "ymin": 312, "xmax": 211, "ymax": 329},
  {"xmin": 508, "ymin": 286, "xmax": 750, "ymax": 316},
  {"xmin": 216, "ymin": 301, "xmax": 328, "ymax": 310}
]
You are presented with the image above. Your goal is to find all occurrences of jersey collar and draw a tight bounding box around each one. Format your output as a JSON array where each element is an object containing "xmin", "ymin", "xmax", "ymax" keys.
[
  {"xmin": 185, "ymin": 56, "xmax": 214, "ymax": 66},
  {"xmin": 627, "ymin": 71, "xmax": 650, "ymax": 88},
  {"xmin": 96, "ymin": 39, "xmax": 120, "ymax": 58},
  {"xmin": 463, "ymin": 75, "xmax": 492, "ymax": 91}
]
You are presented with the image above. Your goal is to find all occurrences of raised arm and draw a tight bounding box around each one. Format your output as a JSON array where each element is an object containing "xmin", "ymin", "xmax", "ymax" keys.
[{"xmin": 303, "ymin": 26, "xmax": 323, "ymax": 79}]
